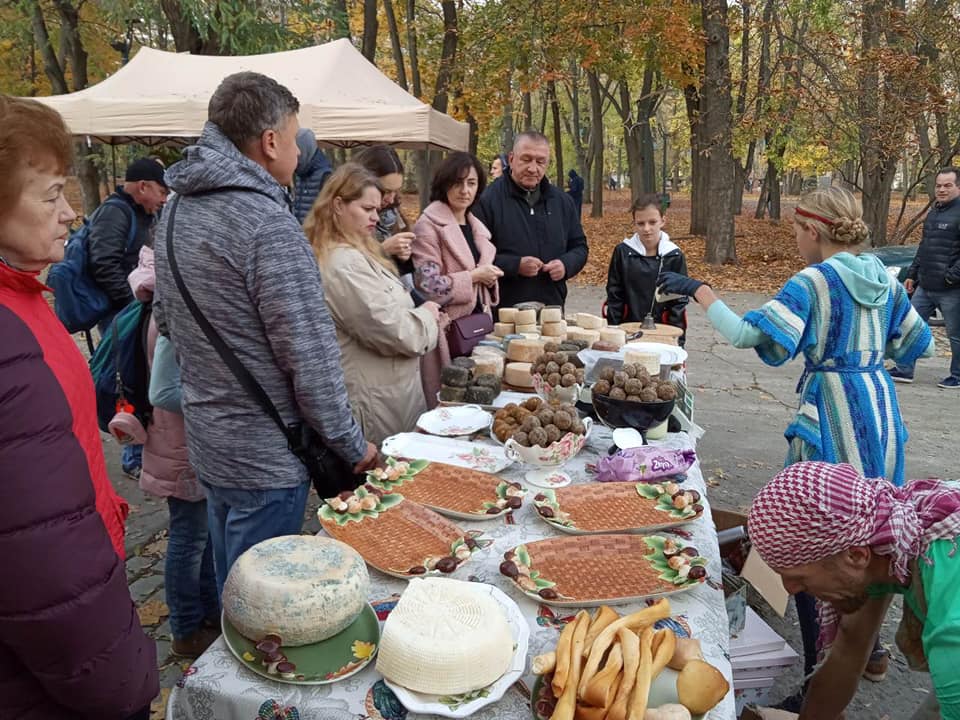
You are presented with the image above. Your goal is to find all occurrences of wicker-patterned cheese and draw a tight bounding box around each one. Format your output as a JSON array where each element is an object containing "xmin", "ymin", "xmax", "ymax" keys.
[{"xmin": 222, "ymin": 535, "xmax": 369, "ymax": 646}]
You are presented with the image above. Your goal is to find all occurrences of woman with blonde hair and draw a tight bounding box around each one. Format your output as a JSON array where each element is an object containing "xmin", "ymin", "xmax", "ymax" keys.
[
  {"xmin": 305, "ymin": 163, "xmax": 439, "ymax": 446},
  {"xmin": 657, "ymin": 185, "xmax": 934, "ymax": 700}
]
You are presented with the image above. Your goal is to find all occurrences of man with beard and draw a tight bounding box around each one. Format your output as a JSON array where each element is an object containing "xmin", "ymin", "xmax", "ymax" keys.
[{"xmin": 747, "ymin": 462, "xmax": 960, "ymax": 719}]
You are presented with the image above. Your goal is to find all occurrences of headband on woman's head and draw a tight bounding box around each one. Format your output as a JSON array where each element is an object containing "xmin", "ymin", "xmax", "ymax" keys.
[{"xmin": 795, "ymin": 207, "xmax": 835, "ymax": 226}]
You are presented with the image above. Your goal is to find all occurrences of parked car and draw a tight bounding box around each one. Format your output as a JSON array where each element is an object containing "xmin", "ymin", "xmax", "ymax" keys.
[{"xmin": 863, "ymin": 246, "xmax": 943, "ymax": 325}]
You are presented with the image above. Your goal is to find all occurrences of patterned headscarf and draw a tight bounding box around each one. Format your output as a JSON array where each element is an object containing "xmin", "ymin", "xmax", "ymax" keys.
[{"xmin": 748, "ymin": 461, "xmax": 960, "ymax": 650}]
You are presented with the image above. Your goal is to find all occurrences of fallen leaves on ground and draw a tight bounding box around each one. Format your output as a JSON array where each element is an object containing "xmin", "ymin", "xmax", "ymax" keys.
[
  {"xmin": 137, "ymin": 599, "xmax": 169, "ymax": 626},
  {"xmin": 150, "ymin": 688, "xmax": 171, "ymax": 720},
  {"xmin": 140, "ymin": 532, "xmax": 169, "ymax": 557}
]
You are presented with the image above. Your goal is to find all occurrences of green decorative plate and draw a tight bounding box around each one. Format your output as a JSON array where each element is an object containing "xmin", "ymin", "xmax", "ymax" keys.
[{"xmin": 222, "ymin": 602, "xmax": 380, "ymax": 685}]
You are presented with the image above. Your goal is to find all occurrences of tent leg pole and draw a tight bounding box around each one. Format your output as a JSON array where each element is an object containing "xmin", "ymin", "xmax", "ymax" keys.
[{"xmin": 111, "ymin": 144, "xmax": 117, "ymax": 189}]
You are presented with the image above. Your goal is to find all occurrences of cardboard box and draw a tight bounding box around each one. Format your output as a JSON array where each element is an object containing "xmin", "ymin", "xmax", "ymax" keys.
[
  {"xmin": 730, "ymin": 607, "xmax": 792, "ymax": 657},
  {"xmin": 734, "ymin": 677, "xmax": 777, "ymax": 717}
]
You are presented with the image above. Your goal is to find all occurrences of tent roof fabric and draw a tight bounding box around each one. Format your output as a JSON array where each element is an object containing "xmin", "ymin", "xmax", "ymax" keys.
[{"xmin": 32, "ymin": 39, "xmax": 468, "ymax": 151}]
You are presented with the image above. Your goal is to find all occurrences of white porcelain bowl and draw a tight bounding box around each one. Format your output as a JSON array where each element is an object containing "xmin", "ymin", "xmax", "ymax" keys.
[
  {"xmin": 531, "ymin": 373, "xmax": 583, "ymax": 405},
  {"xmin": 503, "ymin": 417, "xmax": 593, "ymax": 468}
]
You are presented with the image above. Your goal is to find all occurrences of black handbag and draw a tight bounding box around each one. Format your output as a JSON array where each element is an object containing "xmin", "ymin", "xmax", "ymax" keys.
[{"xmin": 164, "ymin": 194, "xmax": 361, "ymax": 499}]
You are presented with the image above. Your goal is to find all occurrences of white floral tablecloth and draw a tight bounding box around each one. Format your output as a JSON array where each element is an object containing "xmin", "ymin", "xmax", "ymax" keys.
[{"xmin": 167, "ymin": 428, "xmax": 735, "ymax": 720}]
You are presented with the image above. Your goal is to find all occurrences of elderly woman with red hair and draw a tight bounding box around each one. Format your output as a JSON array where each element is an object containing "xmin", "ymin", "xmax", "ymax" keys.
[{"xmin": 0, "ymin": 94, "xmax": 157, "ymax": 718}]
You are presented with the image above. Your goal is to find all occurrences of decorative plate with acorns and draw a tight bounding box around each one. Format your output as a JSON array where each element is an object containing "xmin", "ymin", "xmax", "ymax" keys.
[
  {"xmin": 531, "ymin": 481, "xmax": 704, "ymax": 535},
  {"xmin": 498, "ymin": 534, "xmax": 709, "ymax": 607}
]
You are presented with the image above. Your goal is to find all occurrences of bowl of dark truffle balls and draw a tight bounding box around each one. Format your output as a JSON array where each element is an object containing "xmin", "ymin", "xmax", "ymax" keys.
[{"xmin": 590, "ymin": 362, "xmax": 677, "ymax": 431}]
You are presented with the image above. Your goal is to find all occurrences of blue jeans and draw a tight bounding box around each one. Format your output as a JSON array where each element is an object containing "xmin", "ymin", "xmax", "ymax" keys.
[
  {"xmin": 122, "ymin": 443, "xmax": 142, "ymax": 472},
  {"xmin": 898, "ymin": 286, "xmax": 960, "ymax": 379},
  {"xmin": 203, "ymin": 481, "xmax": 311, "ymax": 598},
  {"xmin": 165, "ymin": 497, "xmax": 219, "ymax": 639}
]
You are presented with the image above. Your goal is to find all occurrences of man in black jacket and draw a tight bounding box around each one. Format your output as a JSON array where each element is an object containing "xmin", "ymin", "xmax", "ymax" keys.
[
  {"xmin": 891, "ymin": 167, "xmax": 960, "ymax": 389},
  {"xmin": 89, "ymin": 157, "xmax": 168, "ymax": 332},
  {"xmin": 473, "ymin": 132, "xmax": 588, "ymax": 311}
]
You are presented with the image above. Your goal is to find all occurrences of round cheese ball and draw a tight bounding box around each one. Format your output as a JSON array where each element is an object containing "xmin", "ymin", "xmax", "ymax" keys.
[{"xmin": 223, "ymin": 535, "xmax": 369, "ymax": 646}]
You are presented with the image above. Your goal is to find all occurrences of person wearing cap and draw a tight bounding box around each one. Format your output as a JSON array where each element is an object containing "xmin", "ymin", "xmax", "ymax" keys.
[
  {"xmin": 88, "ymin": 156, "xmax": 169, "ymax": 331},
  {"xmin": 747, "ymin": 461, "xmax": 960, "ymax": 720},
  {"xmin": 292, "ymin": 127, "xmax": 334, "ymax": 224}
]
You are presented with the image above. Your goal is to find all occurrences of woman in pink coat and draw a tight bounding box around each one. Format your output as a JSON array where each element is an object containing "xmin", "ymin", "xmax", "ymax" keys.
[{"xmin": 413, "ymin": 152, "xmax": 503, "ymax": 406}]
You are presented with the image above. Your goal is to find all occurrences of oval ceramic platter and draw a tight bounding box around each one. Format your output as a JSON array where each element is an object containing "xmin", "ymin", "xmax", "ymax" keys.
[
  {"xmin": 416, "ymin": 405, "xmax": 493, "ymax": 436},
  {"xmin": 531, "ymin": 481, "xmax": 703, "ymax": 535},
  {"xmin": 381, "ymin": 432, "xmax": 514, "ymax": 473},
  {"xmin": 383, "ymin": 583, "xmax": 530, "ymax": 718},
  {"xmin": 318, "ymin": 484, "xmax": 489, "ymax": 578},
  {"xmin": 366, "ymin": 457, "xmax": 526, "ymax": 521},
  {"xmin": 221, "ymin": 603, "xmax": 380, "ymax": 685},
  {"xmin": 499, "ymin": 534, "xmax": 709, "ymax": 607}
]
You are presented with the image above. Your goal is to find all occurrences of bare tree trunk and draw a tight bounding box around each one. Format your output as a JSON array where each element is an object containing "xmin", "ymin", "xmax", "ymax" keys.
[
  {"xmin": 617, "ymin": 79, "xmax": 643, "ymax": 199},
  {"xmin": 564, "ymin": 60, "xmax": 589, "ymax": 204},
  {"xmin": 635, "ymin": 65, "xmax": 660, "ymax": 197},
  {"xmin": 431, "ymin": 0, "xmax": 458, "ymax": 114},
  {"xmin": 501, "ymin": 73, "xmax": 515, "ymax": 153},
  {"xmin": 160, "ymin": 0, "xmax": 219, "ymax": 53},
  {"xmin": 522, "ymin": 91, "xmax": 533, "ymax": 130},
  {"xmin": 732, "ymin": 0, "xmax": 752, "ymax": 214},
  {"xmin": 701, "ymin": 0, "xmax": 737, "ymax": 264},
  {"xmin": 587, "ymin": 69, "xmax": 604, "ymax": 218},
  {"xmin": 547, "ymin": 79, "xmax": 564, "ymax": 186},
  {"xmin": 383, "ymin": 0, "xmax": 407, "ymax": 89},
  {"xmin": 684, "ymin": 81, "xmax": 708, "ymax": 234},
  {"xmin": 362, "ymin": 0, "xmax": 379, "ymax": 63},
  {"xmin": 26, "ymin": 1, "xmax": 67, "ymax": 93}
]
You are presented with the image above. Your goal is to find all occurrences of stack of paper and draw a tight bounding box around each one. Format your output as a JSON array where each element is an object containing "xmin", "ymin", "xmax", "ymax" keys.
[{"xmin": 730, "ymin": 608, "xmax": 798, "ymax": 716}]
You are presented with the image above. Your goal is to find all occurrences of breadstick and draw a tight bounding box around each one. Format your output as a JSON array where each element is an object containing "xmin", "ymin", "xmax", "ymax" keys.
[
  {"xmin": 582, "ymin": 642, "xmax": 623, "ymax": 708},
  {"xmin": 650, "ymin": 629, "xmax": 676, "ymax": 680},
  {"xmin": 627, "ymin": 628, "xmax": 654, "ymax": 720},
  {"xmin": 579, "ymin": 600, "xmax": 670, "ymax": 695},
  {"xmin": 533, "ymin": 651, "xmax": 556, "ymax": 676},
  {"xmin": 550, "ymin": 612, "xmax": 590, "ymax": 720},
  {"xmin": 583, "ymin": 606, "xmax": 620, "ymax": 655},
  {"xmin": 552, "ymin": 613, "xmax": 581, "ymax": 696},
  {"xmin": 607, "ymin": 629, "xmax": 640, "ymax": 720}
]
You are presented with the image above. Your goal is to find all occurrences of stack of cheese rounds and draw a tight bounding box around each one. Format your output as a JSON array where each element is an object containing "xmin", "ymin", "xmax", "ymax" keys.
[
  {"xmin": 377, "ymin": 577, "xmax": 514, "ymax": 694},
  {"xmin": 222, "ymin": 535, "xmax": 369, "ymax": 647}
]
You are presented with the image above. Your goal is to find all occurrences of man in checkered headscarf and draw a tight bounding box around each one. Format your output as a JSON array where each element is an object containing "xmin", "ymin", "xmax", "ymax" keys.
[{"xmin": 747, "ymin": 461, "xmax": 960, "ymax": 719}]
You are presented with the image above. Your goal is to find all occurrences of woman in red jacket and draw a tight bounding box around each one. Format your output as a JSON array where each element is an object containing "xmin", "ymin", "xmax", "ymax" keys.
[{"xmin": 0, "ymin": 94, "xmax": 157, "ymax": 719}]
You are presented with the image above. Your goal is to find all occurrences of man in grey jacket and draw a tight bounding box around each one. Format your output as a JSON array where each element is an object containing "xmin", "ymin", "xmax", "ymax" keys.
[{"xmin": 154, "ymin": 71, "xmax": 377, "ymax": 594}]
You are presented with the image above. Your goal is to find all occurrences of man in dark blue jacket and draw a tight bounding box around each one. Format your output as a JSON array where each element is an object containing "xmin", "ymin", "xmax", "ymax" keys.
[
  {"xmin": 292, "ymin": 127, "xmax": 333, "ymax": 223},
  {"xmin": 891, "ymin": 167, "xmax": 960, "ymax": 389},
  {"xmin": 567, "ymin": 169, "xmax": 584, "ymax": 215},
  {"xmin": 473, "ymin": 131, "xmax": 588, "ymax": 312}
]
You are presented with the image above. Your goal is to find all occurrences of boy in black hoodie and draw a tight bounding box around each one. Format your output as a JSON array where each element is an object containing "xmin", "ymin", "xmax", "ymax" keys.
[{"xmin": 605, "ymin": 194, "xmax": 688, "ymax": 344}]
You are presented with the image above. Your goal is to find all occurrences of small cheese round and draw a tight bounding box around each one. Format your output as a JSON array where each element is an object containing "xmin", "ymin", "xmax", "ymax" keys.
[
  {"xmin": 505, "ymin": 362, "xmax": 535, "ymax": 388},
  {"xmin": 515, "ymin": 323, "xmax": 539, "ymax": 334},
  {"xmin": 514, "ymin": 308, "xmax": 537, "ymax": 325},
  {"xmin": 540, "ymin": 306, "xmax": 563, "ymax": 323},
  {"xmin": 377, "ymin": 578, "xmax": 514, "ymax": 694},
  {"xmin": 541, "ymin": 321, "xmax": 567, "ymax": 337},
  {"xmin": 498, "ymin": 308, "xmax": 519, "ymax": 323},
  {"xmin": 576, "ymin": 312, "xmax": 604, "ymax": 330},
  {"xmin": 494, "ymin": 322, "xmax": 515, "ymax": 337},
  {"xmin": 599, "ymin": 328, "xmax": 627, "ymax": 348},
  {"xmin": 223, "ymin": 535, "xmax": 369, "ymax": 647},
  {"xmin": 506, "ymin": 338, "xmax": 545, "ymax": 362},
  {"xmin": 567, "ymin": 328, "xmax": 601, "ymax": 345}
]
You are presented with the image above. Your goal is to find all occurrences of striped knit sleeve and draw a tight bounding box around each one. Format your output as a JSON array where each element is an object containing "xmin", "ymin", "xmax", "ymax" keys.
[
  {"xmin": 885, "ymin": 280, "xmax": 935, "ymax": 365},
  {"xmin": 742, "ymin": 271, "xmax": 815, "ymax": 367}
]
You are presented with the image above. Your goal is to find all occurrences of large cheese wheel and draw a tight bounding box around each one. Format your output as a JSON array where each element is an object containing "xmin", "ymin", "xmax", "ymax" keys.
[
  {"xmin": 494, "ymin": 322, "xmax": 515, "ymax": 337},
  {"xmin": 498, "ymin": 308, "xmax": 519, "ymax": 323},
  {"xmin": 223, "ymin": 536, "xmax": 369, "ymax": 646},
  {"xmin": 540, "ymin": 306, "xmax": 563, "ymax": 323},
  {"xmin": 473, "ymin": 355, "xmax": 505, "ymax": 378},
  {"xmin": 506, "ymin": 338, "xmax": 545, "ymax": 362},
  {"xmin": 515, "ymin": 323, "xmax": 538, "ymax": 334},
  {"xmin": 377, "ymin": 578, "xmax": 514, "ymax": 694},
  {"xmin": 599, "ymin": 327, "xmax": 627, "ymax": 348},
  {"xmin": 576, "ymin": 312, "xmax": 604, "ymax": 330},
  {"xmin": 567, "ymin": 328, "xmax": 601, "ymax": 345},
  {"xmin": 504, "ymin": 362, "xmax": 535, "ymax": 388},
  {"xmin": 541, "ymin": 321, "xmax": 567, "ymax": 337},
  {"xmin": 514, "ymin": 308, "xmax": 537, "ymax": 325}
]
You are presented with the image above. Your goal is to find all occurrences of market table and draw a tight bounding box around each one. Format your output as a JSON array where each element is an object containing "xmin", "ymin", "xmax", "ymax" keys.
[{"xmin": 166, "ymin": 427, "xmax": 736, "ymax": 720}]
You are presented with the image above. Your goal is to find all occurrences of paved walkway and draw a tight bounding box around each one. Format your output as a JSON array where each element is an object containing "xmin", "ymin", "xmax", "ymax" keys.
[{"xmin": 111, "ymin": 284, "xmax": 951, "ymax": 719}]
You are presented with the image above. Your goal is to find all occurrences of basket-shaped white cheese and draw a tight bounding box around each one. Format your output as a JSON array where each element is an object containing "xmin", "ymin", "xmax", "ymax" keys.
[
  {"xmin": 377, "ymin": 577, "xmax": 513, "ymax": 694},
  {"xmin": 222, "ymin": 535, "xmax": 369, "ymax": 647}
]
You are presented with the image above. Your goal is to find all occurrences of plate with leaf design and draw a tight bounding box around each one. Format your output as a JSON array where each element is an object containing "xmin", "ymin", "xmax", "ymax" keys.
[
  {"xmin": 531, "ymin": 481, "xmax": 703, "ymax": 534},
  {"xmin": 382, "ymin": 582, "xmax": 529, "ymax": 718},
  {"xmin": 366, "ymin": 457, "xmax": 526, "ymax": 521},
  {"xmin": 498, "ymin": 534, "xmax": 709, "ymax": 607},
  {"xmin": 318, "ymin": 485, "xmax": 490, "ymax": 578}
]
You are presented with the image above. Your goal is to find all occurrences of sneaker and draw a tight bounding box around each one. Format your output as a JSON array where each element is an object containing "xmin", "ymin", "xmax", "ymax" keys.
[
  {"xmin": 888, "ymin": 367, "xmax": 914, "ymax": 383},
  {"xmin": 863, "ymin": 648, "xmax": 889, "ymax": 682},
  {"xmin": 937, "ymin": 376, "xmax": 960, "ymax": 389},
  {"xmin": 121, "ymin": 465, "xmax": 141, "ymax": 481},
  {"xmin": 171, "ymin": 627, "xmax": 221, "ymax": 658}
]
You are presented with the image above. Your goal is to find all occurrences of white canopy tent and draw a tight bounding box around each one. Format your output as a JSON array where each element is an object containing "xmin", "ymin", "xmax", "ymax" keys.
[{"xmin": 32, "ymin": 38, "xmax": 469, "ymax": 151}]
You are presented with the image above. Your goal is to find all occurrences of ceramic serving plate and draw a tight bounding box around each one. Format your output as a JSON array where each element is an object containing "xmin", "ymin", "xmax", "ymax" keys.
[
  {"xmin": 367, "ymin": 457, "xmax": 525, "ymax": 520},
  {"xmin": 531, "ymin": 482, "xmax": 703, "ymax": 535},
  {"xmin": 383, "ymin": 583, "xmax": 530, "ymax": 718},
  {"xmin": 499, "ymin": 534, "xmax": 709, "ymax": 607},
  {"xmin": 221, "ymin": 603, "xmax": 380, "ymax": 685},
  {"xmin": 318, "ymin": 488, "xmax": 488, "ymax": 578},
  {"xmin": 381, "ymin": 432, "xmax": 514, "ymax": 473},
  {"xmin": 416, "ymin": 405, "xmax": 493, "ymax": 436}
]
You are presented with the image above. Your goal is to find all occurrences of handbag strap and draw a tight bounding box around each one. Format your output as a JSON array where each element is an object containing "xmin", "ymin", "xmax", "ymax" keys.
[{"xmin": 164, "ymin": 194, "xmax": 297, "ymax": 449}]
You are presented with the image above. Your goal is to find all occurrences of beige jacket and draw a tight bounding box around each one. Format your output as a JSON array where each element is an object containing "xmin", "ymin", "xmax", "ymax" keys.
[{"xmin": 322, "ymin": 245, "xmax": 439, "ymax": 446}]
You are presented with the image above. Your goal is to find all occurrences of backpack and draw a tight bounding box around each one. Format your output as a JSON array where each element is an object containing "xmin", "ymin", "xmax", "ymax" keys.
[
  {"xmin": 47, "ymin": 197, "xmax": 137, "ymax": 334},
  {"xmin": 89, "ymin": 299, "xmax": 152, "ymax": 434}
]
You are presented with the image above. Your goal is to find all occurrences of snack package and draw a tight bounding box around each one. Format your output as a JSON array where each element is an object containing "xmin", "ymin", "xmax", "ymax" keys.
[{"xmin": 594, "ymin": 447, "xmax": 696, "ymax": 482}]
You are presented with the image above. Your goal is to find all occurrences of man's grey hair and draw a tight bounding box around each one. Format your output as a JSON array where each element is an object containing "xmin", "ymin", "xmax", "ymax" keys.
[
  {"xmin": 513, "ymin": 131, "xmax": 550, "ymax": 152},
  {"xmin": 208, "ymin": 71, "xmax": 300, "ymax": 150}
]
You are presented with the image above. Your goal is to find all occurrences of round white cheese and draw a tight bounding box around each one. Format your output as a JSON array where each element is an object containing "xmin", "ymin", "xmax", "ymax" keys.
[
  {"xmin": 599, "ymin": 328, "xmax": 627, "ymax": 348},
  {"xmin": 506, "ymin": 338, "xmax": 545, "ymax": 362},
  {"xmin": 504, "ymin": 362, "xmax": 535, "ymax": 388},
  {"xmin": 514, "ymin": 308, "xmax": 537, "ymax": 325},
  {"xmin": 576, "ymin": 312, "xmax": 604, "ymax": 330},
  {"xmin": 494, "ymin": 322, "xmax": 515, "ymax": 337},
  {"xmin": 498, "ymin": 308, "xmax": 519, "ymax": 323},
  {"xmin": 542, "ymin": 321, "xmax": 567, "ymax": 337},
  {"xmin": 376, "ymin": 578, "xmax": 514, "ymax": 694},
  {"xmin": 223, "ymin": 535, "xmax": 369, "ymax": 647},
  {"xmin": 540, "ymin": 307, "xmax": 563, "ymax": 323},
  {"xmin": 515, "ymin": 323, "xmax": 539, "ymax": 334}
]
